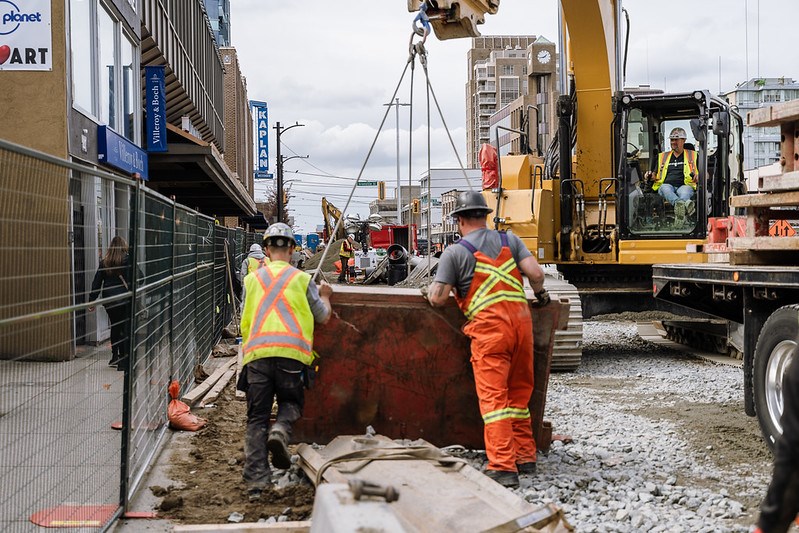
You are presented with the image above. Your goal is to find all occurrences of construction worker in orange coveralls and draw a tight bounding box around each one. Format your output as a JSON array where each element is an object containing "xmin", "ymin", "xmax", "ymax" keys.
[{"xmin": 425, "ymin": 191, "xmax": 549, "ymax": 488}]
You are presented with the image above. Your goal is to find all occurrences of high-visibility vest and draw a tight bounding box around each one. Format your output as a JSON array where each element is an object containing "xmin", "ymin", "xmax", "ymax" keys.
[
  {"xmin": 241, "ymin": 261, "xmax": 315, "ymax": 367},
  {"xmin": 340, "ymin": 239, "xmax": 354, "ymax": 258},
  {"xmin": 247, "ymin": 256, "xmax": 267, "ymax": 275},
  {"xmin": 454, "ymin": 232, "xmax": 529, "ymax": 321},
  {"xmin": 652, "ymin": 149, "xmax": 697, "ymax": 191}
]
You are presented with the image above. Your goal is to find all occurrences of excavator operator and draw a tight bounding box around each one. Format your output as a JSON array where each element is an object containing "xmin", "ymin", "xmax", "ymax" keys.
[
  {"xmin": 424, "ymin": 191, "xmax": 550, "ymax": 488},
  {"xmin": 646, "ymin": 127, "xmax": 698, "ymax": 225}
]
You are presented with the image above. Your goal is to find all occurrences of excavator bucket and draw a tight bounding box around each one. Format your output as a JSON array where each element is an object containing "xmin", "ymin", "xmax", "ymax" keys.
[
  {"xmin": 295, "ymin": 287, "xmax": 567, "ymax": 451},
  {"xmin": 406, "ymin": 0, "xmax": 499, "ymax": 40}
]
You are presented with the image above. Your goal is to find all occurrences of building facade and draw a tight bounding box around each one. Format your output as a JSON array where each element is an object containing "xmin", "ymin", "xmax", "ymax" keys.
[
  {"xmin": 0, "ymin": 0, "xmax": 255, "ymax": 359},
  {"xmin": 466, "ymin": 35, "xmax": 558, "ymax": 167},
  {"xmin": 203, "ymin": 0, "xmax": 231, "ymax": 46},
  {"xmin": 419, "ymin": 169, "xmax": 481, "ymax": 246},
  {"xmin": 725, "ymin": 77, "xmax": 799, "ymax": 170}
]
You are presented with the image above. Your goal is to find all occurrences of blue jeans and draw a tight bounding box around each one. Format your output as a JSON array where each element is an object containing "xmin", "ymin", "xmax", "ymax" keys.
[{"xmin": 657, "ymin": 184, "xmax": 694, "ymax": 206}]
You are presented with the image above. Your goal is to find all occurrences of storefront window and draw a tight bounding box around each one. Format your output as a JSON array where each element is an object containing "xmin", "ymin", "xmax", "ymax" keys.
[
  {"xmin": 69, "ymin": 0, "xmax": 139, "ymax": 142},
  {"xmin": 98, "ymin": 5, "xmax": 116, "ymax": 130},
  {"xmin": 69, "ymin": 0, "xmax": 92, "ymax": 112}
]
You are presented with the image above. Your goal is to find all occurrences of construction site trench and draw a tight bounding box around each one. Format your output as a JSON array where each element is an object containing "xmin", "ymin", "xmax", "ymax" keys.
[{"xmin": 150, "ymin": 318, "xmax": 772, "ymax": 532}]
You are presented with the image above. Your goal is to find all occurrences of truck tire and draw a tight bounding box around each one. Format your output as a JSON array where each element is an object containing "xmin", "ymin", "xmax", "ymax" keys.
[{"xmin": 753, "ymin": 304, "xmax": 798, "ymax": 451}]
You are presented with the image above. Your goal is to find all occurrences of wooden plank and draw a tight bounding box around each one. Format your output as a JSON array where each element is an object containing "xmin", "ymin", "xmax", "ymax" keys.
[
  {"xmin": 297, "ymin": 435, "xmax": 548, "ymax": 532},
  {"xmin": 730, "ymin": 190, "xmax": 799, "ymax": 208},
  {"xmin": 200, "ymin": 368, "xmax": 236, "ymax": 407},
  {"xmin": 758, "ymin": 170, "xmax": 799, "ymax": 192},
  {"xmin": 728, "ymin": 236, "xmax": 799, "ymax": 251},
  {"xmin": 748, "ymin": 100, "xmax": 799, "ymax": 127},
  {"xmin": 182, "ymin": 358, "xmax": 236, "ymax": 405},
  {"xmin": 172, "ymin": 522, "xmax": 310, "ymax": 532}
]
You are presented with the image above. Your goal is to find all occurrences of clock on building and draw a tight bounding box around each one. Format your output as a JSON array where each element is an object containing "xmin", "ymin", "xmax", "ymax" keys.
[{"xmin": 537, "ymin": 49, "xmax": 551, "ymax": 64}]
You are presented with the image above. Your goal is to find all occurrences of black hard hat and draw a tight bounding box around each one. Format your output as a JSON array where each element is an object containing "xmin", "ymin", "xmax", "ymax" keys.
[{"xmin": 450, "ymin": 191, "xmax": 493, "ymax": 217}]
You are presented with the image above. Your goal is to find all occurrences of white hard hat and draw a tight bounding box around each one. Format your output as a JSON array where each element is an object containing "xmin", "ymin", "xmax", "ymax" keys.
[
  {"xmin": 263, "ymin": 223, "xmax": 295, "ymax": 248},
  {"xmin": 249, "ymin": 244, "xmax": 263, "ymax": 253},
  {"xmin": 348, "ymin": 233, "xmax": 356, "ymax": 240},
  {"xmin": 669, "ymin": 127, "xmax": 688, "ymax": 140}
]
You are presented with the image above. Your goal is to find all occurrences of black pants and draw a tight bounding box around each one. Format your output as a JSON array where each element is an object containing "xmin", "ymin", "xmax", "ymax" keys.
[
  {"xmin": 242, "ymin": 357, "xmax": 305, "ymax": 488},
  {"xmin": 338, "ymin": 255, "xmax": 350, "ymax": 282},
  {"xmin": 758, "ymin": 357, "xmax": 799, "ymax": 532},
  {"xmin": 105, "ymin": 304, "xmax": 130, "ymax": 365}
]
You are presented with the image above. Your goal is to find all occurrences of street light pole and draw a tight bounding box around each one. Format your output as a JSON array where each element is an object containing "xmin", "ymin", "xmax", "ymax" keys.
[
  {"xmin": 274, "ymin": 121, "xmax": 305, "ymax": 222},
  {"xmin": 384, "ymin": 98, "xmax": 410, "ymax": 224}
]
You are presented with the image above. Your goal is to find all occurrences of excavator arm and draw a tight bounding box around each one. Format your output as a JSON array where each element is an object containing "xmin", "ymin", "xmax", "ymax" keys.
[{"xmin": 321, "ymin": 197, "xmax": 345, "ymax": 241}]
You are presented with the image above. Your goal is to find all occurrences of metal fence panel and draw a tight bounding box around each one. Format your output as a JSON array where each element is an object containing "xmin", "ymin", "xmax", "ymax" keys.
[{"xmin": 0, "ymin": 140, "xmax": 257, "ymax": 531}]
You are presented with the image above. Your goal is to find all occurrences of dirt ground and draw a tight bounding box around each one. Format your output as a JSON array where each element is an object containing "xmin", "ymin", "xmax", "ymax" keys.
[{"xmin": 153, "ymin": 385, "xmax": 316, "ymax": 525}]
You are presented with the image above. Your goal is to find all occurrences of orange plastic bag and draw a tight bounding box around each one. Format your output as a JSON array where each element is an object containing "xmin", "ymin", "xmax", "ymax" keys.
[
  {"xmin": 479, "ymin": 143, "xmax": 498, "ymax": 189},
  {"xmin": 167, "ymin": 380, "xmax": 207, "ymax": 431}
]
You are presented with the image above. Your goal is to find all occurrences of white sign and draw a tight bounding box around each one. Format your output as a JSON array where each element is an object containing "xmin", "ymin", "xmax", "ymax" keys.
[{"xmin": 0, "ymin": 0, "xmax": 51, "ymax": 71}]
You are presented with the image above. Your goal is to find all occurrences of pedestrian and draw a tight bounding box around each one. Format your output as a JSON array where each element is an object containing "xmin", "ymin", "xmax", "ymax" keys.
[
  {"xmin": 755, "ymin": 355, "xmax": 799, "ymax": 533},
  {"xmin": 88, "ymin": 236, "xmax": 134, "ymax": 370},
  {"xmin": 424, "ymin": 191, "xmax": 550, "ymax": 488},
  {"xmin": 240, "ymin": 243, "xmax": 267, "ymax": 308},
  {"xmin": 338, "ymin": 233, "xmax": 355, "ymax": 283},
  {"xmin": 238, "ymin": 223, "xmax": 332, "ymax": 501}
]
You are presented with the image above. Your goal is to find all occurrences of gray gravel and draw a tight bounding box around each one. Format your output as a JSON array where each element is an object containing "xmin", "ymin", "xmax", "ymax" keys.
[{"xmin": 518, "ymin": 320, "xmax": 772, "ymax": 532}]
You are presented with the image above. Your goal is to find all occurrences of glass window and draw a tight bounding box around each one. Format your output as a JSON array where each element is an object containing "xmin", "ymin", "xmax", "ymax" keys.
[
  {"xmin": 98, "ymin": 6, "xmax": 116, "ymax": 129},
  {"xmin": 70, "ymin": 0, "xmax": 92, "ymax": 112},
  {"xmin": 121, "ymin": 34, "xmax": 136, "ymax": 141},
  {"xmin": 69, "ymin": 1, "xmax": 139, "ymax": 141}
]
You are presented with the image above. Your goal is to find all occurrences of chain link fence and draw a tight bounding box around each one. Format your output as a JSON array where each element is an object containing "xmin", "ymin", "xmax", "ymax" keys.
[{"xmin": 0, "ymin": 139, "xmax": 257, "ymax": 531}]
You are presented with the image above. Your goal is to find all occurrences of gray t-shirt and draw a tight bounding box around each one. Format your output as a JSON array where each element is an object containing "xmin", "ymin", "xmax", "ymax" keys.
[
  {"xmin": 306, "ymin": 281, "xmax": 330, "ymax": 323},
  {"xmin": 434, "ymin": 228, "xmax": 532, "ymax": 298}
]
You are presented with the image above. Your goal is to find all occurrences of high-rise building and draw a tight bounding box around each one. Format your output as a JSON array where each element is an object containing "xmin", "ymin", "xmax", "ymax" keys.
[
  {"xmin": 724, "ymin": 77, "xmax": 799, "ymax": 170},
  {"xmin": 466, "ymin": 36, "xmax": 559, "ymax": 167},
  {"xmin": 204, "ymin": 0, "xmax": 231, "ymax": 46}
]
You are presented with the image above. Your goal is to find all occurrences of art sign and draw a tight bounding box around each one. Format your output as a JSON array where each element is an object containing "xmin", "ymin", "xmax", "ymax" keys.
[{"xmin": 0, "ymin": 0, "xmax": 51, "ymax": 71}]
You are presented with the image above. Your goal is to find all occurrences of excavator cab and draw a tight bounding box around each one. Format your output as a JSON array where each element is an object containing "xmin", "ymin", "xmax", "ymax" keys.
[{"xmin": 616, "ymin": 91, "xmax": 744, "ymax": 241}]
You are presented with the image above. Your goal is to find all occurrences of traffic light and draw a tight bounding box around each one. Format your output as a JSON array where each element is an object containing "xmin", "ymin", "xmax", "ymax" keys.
[
  {"xmin": 378, "ymin": 181, "xmax": 386, "ymax": 200},
  {"xmin": 283, "ymin": 189, "xmax": 289, "ymax": 205},
  {"xmin": 412, "ymin": 198, "xmax": 420, "ymax": 214}
]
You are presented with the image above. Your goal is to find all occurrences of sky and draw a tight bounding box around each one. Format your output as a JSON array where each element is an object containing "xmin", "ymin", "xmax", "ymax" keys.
[{"xmin": 229, "ymin": 0, "xmax": 799, "ymax": 234}]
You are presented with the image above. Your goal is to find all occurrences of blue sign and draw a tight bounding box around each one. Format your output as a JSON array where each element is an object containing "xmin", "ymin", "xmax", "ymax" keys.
[
  {"xmin": 145, "ymin": 66, "xmax": 167, "ymax": 152},
  {"xmin": 97, "ymin": 125, "xmax": 148, "ymax": 180},
  {"xmin": 250, "ymin": 100, "xmax": 270, "ymax": 179},
  {"xmin": 306, "ymin": 234, "xmax": 320, "ymax": 252}
]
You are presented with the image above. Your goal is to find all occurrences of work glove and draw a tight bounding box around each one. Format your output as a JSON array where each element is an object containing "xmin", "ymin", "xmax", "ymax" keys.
[{"xmin": 535, "ymin": 289, "xmax": 550, "ymax": 306}]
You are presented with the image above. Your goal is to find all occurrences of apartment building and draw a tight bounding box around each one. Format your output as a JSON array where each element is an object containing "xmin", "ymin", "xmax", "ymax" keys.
[{"xmin": 725, "ymin": 77, "xmax": 799, "ymax": 170}]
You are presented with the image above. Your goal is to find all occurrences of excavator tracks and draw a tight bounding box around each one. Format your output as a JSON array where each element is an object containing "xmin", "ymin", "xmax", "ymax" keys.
[{"xmin": 545, "ymin": 275, "xmax": 583, "ymax": 372}]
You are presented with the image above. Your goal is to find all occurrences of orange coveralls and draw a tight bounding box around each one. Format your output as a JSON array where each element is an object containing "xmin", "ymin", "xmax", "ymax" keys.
[{"xmin": 456, "ymin": 232, "xmax": 536, "ymax": 472}]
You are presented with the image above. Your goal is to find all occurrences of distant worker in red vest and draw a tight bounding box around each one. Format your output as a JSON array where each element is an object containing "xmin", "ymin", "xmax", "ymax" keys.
[
  {"xmin": 338, "ymin": 234, "xmax": 356, "ymax": 283},
  {"xmin": 238, "ymin": 223, "xmax": 332, "ymax": 502},
  {"xmin": 240, "ymin": 243, "xmax": 268, "ymax": 308},
  {"xmin": 645, "ymin": 127, "xmax": 698, "ymax": 224},
  {"xmin": 425, "ymin": 191, "xmax": 550, "ymax": 489}
]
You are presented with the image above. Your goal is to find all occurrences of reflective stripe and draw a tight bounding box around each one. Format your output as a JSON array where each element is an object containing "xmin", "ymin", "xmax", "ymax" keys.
[
  {"xmin": 653, "ymin": 150, "xmax": 697, "ymax": 191},
  {"xmin": 245, "ymin": 334, "xmax": 312, "ymax": 353},
  {"xmin": 250, "ymin": 268, "xmax": 297, "ymax": 334},
  {"xmin": 465, "ymin": 257, "xmax": 526, "ymax": 319},
  {"xmin": 482, "ymin": 406, "xmax": 531, "ymax": 424}
]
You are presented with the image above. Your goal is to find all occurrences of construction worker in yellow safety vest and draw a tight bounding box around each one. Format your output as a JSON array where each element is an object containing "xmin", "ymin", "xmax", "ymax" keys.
[
  {"xmin": 338, "ymin": 234, "xmax": 356, "ymax": 283},
  {"xmin": 238, "ymin": 223, "xmax": 332, "ymax": 502},
  {"xmin": 645, "ymin": 127, "xmax": 698, "ymax": 223},
  {"xmin": 239, "ymin": 244, "xmax": 268, "ymax": 309}
]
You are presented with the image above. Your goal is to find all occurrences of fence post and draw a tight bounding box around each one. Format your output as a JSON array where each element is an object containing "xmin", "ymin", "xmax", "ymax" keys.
[
  {"xmin": 170, "ymin": 196, "xmax": 176, "ymax": 380},
  {"xmin": 120, "ymin": 176, "xmax": 141, "ymax": 509}
]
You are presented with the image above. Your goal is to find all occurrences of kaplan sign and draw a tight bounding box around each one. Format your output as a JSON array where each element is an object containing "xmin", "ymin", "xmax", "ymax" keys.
[
  {"xmin": 250, "ymin": 100, "xmax": 270, "ymax": 179},
  {"xmin": 0, "ymin": 0, "xmax": 51, "ymax": 71}
]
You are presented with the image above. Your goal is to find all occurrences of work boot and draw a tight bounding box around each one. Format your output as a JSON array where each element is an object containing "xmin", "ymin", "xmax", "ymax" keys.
[
  {"xmin": 267, "ymin": 429, "xmax": 292, "ymax": 470},
  {"xmin": 485, "ymin": 469, "xmax": 519, "ymax": 488},
  {"xmin": 674, "ymin": 201, "xmax": 686, "ymax": 225},
  {"xmin": 517, "ymin": 462, "xmax": 537, "ymax": 475},
  {"xmin": 247, "ymin": 487, "xmax": 263, "ymax": 502},
  {"xmin": 685, "ymin": 199, "xmax": 696, "ymax": 217}
]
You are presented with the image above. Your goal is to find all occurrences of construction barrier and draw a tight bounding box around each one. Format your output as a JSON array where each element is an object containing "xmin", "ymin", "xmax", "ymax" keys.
[{"xmin": 0, "ymin": 139, "xmax": 257, "ymax": 531}]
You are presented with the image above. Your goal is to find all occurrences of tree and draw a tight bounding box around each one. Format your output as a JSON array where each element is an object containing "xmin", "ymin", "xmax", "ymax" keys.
[{"xmin": 255, "ymin": 183, "xmax": 291, "ymax": 224}]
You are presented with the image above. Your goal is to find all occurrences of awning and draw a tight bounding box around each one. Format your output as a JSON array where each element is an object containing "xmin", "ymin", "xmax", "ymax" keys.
[
  {"xmin": 241, "ymin": 212, "xmax": 269, "ymax": 231},
  {"xmin": 147, "ymin": 124, "xmax": 256, "ymax": 216}
]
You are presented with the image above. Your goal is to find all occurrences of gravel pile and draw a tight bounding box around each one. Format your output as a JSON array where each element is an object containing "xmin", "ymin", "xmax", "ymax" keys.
[{"xmin": 511, "ymin": 320, "xmax": 772, "ymax": 532}]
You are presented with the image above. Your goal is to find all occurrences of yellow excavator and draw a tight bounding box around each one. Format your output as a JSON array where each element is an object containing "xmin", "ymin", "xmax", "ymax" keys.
[
  {"xmin": 321, "ymin": 197, "xmax": 346, "ymax": 242},
  {"xmin": 409, "ymin": 0, "xmax": 745, "ymax": 320}
]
